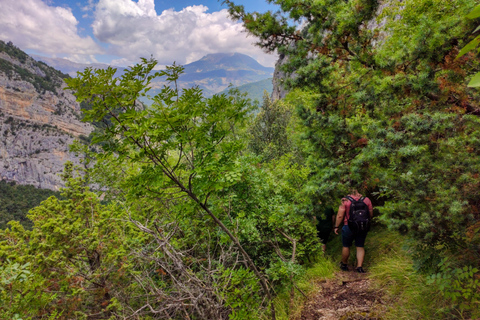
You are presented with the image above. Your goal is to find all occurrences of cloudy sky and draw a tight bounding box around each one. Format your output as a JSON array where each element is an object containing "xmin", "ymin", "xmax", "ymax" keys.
[{"xmin": 0, "ymin": 0, "xmax": 279, "ymax": 67}]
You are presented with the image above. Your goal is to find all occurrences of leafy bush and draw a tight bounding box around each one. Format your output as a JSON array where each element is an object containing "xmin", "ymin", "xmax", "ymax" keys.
[
  {"xmin": 63, "ymin": 59, "xmax": 320, "ymax": 318},
  {"xmin": 427, "ymin": 258, "xmax": 480, "ymax": 317}
]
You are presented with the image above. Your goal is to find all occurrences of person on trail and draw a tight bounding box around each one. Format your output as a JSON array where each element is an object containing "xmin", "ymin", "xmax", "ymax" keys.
[
  {"xmin": 334, "ymin": 189, "xmax": 373, "ymax": 273},
  {"xmin": 313, "ymin": 204, "xmax": 335, "ymax": 252}
]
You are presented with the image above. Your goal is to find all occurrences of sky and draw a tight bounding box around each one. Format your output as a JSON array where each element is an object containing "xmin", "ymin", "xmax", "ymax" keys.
[{"xmin": 0, "ymin": 0, "xmax": 279, "ymax": 67}]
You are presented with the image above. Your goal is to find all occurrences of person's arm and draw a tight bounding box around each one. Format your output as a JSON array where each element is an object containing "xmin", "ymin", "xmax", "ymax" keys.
[
  {"xmin": 334, "ymin": 203, "xmax": 346, "ymax": 235},
  {"xmin": 366, "ymin": 198, "xmax": 374, "ymax": 219}
]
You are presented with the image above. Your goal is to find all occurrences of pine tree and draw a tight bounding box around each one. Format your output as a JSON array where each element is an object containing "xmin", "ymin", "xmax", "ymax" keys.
[{"xmin": 226, "ymin": 0, "xmax": 480, "ymax": 260}]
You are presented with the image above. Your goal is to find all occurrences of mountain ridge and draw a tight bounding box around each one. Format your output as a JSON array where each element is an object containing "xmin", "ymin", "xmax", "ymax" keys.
[
  {"xmin": 184, "ymin": 52, "xmax": 273, "ymax": 73},
  {"xmin": 34, "ymin": 52, "xmax": 274, "ymax": 97}
]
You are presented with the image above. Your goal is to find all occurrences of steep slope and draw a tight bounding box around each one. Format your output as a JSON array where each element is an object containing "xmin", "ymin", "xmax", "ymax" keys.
[
  {"xmin": 0, "ymin": 40, "xmax": 92, "ymax": 190},
  {"xmin": 219, "ymin": 78, "xmax": 273, "ymax": 102},
  {"xmin": 271, "ymin": 53, "xmax": 291, "ymax": 101}
]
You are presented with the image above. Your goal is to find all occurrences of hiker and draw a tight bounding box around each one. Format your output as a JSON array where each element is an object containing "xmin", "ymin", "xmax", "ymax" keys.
[
  {"xmin": 334, "ymin": 189, "xmax": 373, "ymax": 273},
  {"xmin": 313, "ymin": 204, "xmax": 335, "ymax": 252}
]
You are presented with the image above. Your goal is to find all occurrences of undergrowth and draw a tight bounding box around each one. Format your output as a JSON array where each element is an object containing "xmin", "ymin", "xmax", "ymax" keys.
[
  {"xmin": 267, "ymin": 253, "xmax": 336, "ymax": 319},
  {"xmin": 272, "ymin": 225, "xmax": 479, "ymax": 320},
  {"xmin": 367, "ymin": 228, "xmax": 480, "ymax": 320}
]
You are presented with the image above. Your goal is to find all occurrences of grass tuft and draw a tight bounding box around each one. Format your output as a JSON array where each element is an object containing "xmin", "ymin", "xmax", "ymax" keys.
[{"xmin": 268, "ymin": 253, "xmax": 336, "ymax": 320}]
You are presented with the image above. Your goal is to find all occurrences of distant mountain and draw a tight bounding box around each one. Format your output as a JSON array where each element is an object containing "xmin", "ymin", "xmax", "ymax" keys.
[
  {"xmin": 156, "ymin": 53, "xmax": 274, "ymax": 97},
  {"xmin": 32, "ymin": 55, "xmax": 125, "ymax": 77},
  {"xmin": 34, "ymin": 52, "xmax": 274, "ymax": 97},
  {"xmin": 183, "ymin": 53, "xmax": 273, "ymax": 73},
  {"xmin": 219, "ymin": 78, "xmax": 273, "ymax": 103}
]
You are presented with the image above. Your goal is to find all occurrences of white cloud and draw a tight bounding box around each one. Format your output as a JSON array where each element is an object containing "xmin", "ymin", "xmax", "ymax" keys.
[
  {"xmin": 81, "ymin": 0, "xmax": 97, "ymax": 12},
  {"xmin": 0, "ymin": 0, "xmax": 102, "ymax": 56},
  {"xmin": 81, "ymin": 0, "xmax": 97, "ymax": 19},
  {"xmin": 92, "ymin": 0, "xmax": 277, "ymax": 67},
  {"xmin": 64, "ymin": 54, "xmax": 99, "ymax": 64}
]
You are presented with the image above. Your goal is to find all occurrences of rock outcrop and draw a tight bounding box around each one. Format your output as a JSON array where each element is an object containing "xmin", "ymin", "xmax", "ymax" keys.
[
  {"xmin": 271, "ymin": 53, "xmax": 291, "ymax": 101},
  {"xmin": 0, "ymin": 41, "xmax": 92, "ymax": 190}
]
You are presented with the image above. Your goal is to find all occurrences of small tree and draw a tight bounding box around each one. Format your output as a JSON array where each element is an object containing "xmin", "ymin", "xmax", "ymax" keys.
[
  {"xmin": 249, "ymin": 92, "xmax": 294, "ymax": 162},
  {"xmin": 0, "ymin": 163, "xmax": 131, "ymax": 319}
]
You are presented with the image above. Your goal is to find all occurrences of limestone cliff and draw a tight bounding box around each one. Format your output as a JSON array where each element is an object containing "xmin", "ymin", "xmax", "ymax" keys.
[
  {"xmin": 271, "ymin": 53, "xmax": 290, "ymax": 101},
  {"xmin": 0, "ymin": 41, "xmax": 92, "ymax": 190}
]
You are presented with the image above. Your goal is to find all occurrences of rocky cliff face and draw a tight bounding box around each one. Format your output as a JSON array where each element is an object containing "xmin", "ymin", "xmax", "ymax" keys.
[
  {"xmin": 0, "ymin": 41, "xmax": 92, "ymax": 190},
  {"xmin": 271, "ymin": 53, "xmax": 290, "ymax": 101}
]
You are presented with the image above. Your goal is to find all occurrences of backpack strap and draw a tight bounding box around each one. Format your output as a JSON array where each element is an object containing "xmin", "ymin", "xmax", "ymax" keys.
[{"xmin": 346, "ymin": 195, "xmax": 365, "ymax": 203}]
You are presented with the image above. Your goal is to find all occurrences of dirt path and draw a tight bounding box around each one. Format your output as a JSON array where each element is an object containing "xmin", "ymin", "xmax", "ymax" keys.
[{"xmin": 296, "ymin": 267, "xmax": 386, "ymax": 320}]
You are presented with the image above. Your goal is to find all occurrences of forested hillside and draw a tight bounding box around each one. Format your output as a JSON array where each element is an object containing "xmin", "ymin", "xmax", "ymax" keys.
[
  {"xmin": 0, "ymin": 181, "xmax": 61, "ymax": 229},
  {"xmin": 219, "ymin": 78, "xmax": 274, "ymax": 102},
  {"xmin": 1, "ymin": 0, "xmax": 479, "ymax": 319}
]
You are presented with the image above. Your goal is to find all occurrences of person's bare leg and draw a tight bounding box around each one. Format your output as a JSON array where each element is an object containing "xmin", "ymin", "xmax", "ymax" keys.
[
  {"xmin": 356, "ymin": 247, "xmax": 365, "ymax": 267},
  {"xmin": 322, "ymin": 244, "xmax": 326, "ymax": 252},
  {"xmin": 341, "ymin": 246, "xmax": 350, "ymax": 264}
]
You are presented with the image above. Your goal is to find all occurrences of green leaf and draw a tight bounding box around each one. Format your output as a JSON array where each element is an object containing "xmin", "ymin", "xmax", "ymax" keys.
[
  {"xmin": 467, "ymin": 72, "xmax": 480, "ymax": 87},
  {"xmin": 456, "ymin": 35, "xmax": 480, "ymax": 59},
  {"xmin": 467, "ymin": 5, "xmax": 480, "ymax": 19}
]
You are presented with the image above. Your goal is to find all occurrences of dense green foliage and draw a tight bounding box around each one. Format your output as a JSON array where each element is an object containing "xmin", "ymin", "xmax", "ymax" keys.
[
  {"xmin": 0, "ymin": 180, "xmax": 60, "ymax": 229},
  {"xmin": 248, "ymin": 93, "xmax": 298, "ymax": 162},
  {"xmin": 0, "ymin": 164, "xmax": 136, "ymax": 319},
  {"xmin": 456, "ymin": 4, "xmax": 480, "ymax": 87},
  {"xmin": 34, "ymin": 59, "xmax": 316, "ymax": 319},
  {"xmin": 0, "ymin": 40, "xmax": 69, "ymax": 93},
  {"xmin": 2, "ymin": 0, "xmax": 480, "ymax": 318},
  {"xmin": 227, "ymin": 0, "xmax": 480, "ymax": 261}
]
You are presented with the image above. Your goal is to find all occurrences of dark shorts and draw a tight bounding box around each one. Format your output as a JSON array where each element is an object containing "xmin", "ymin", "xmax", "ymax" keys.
[
  {"xmin": 317, "ymin": 229, "xmax": 331, "ymax": 244},
  {"xmin": 342, "ymin": 225, "xmax": 367, "ymax": 248}
]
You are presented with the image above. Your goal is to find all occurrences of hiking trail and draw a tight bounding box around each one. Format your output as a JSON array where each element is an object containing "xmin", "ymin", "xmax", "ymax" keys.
[{"xmin": 296, "ymin": 267, "xmax": 386, "ymax": 320}]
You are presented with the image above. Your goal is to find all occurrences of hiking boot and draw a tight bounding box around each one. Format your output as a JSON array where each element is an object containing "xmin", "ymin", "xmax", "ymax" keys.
[
  {"xmin": 355, "ymin": 266, "xmax": 366, "ymax": 273},
  {"xmin": 340, "ymin": 262, "xmax": 349, "ymax": 271}
]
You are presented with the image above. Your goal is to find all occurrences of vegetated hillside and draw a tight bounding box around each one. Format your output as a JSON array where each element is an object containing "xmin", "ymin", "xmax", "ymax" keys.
[
  {"xmin": 219, "ymin": 77, "xmax": 273, "ymax": 102},
  {"xmin": 0, "ymin": 40, "xmax": 93, "ymax": 190},
  {"xmin": 0, "ymin": 42, "xmax": 68, "ymax": 94},
  {"xmin": 0, "ymin": 180, "xmax": 60, "ymax": 229},
  {"xmin": 0, "ymin": 58, "xmax": 316, "ymax": 320}
]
